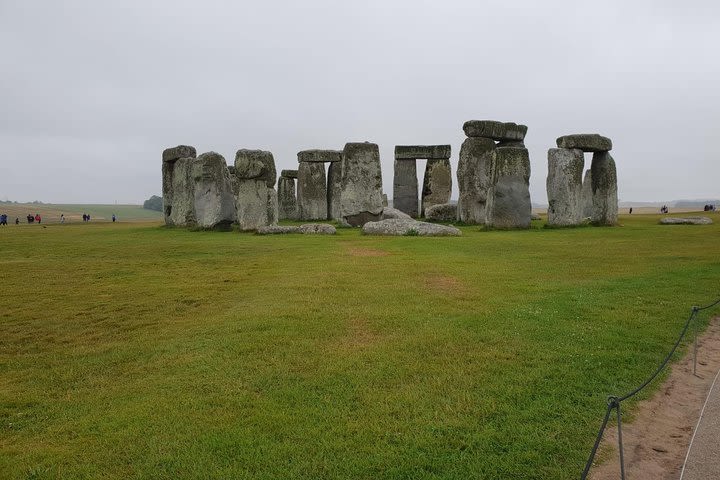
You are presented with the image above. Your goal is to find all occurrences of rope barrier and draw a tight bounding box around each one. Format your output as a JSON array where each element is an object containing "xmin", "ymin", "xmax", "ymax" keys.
[{"xmin": 580, "ymin": 296, "xmax": 720, "ymax": 479}]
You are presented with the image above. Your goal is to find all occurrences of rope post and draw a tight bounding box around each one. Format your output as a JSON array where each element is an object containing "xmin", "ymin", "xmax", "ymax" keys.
[
  {"xmin": 616, "ymin": 401, "xmax": 626, "ymax": 480},
  {"xmin": 692, "ymin": 307, "xmax": 699, "ymax": 376}
]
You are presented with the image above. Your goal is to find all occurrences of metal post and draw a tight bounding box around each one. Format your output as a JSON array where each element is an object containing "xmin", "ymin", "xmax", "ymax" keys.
[
  {"xmin": 617, "ymin": 403, "xmax": 626, "ymax": 480},
  {"xmin": 693, "ymin": 308, "xmax": 699, "ymax": 376}
]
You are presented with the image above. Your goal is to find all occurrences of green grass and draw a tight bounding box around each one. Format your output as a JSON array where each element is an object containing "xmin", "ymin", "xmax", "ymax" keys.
[{"xmin": 1, "ymin": 213, "xmax": 719, "ymax": 479}]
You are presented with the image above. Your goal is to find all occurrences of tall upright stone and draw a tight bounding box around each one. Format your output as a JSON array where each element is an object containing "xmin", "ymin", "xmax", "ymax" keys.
[
  {"xmin": 278, "ymin": 175, "xmax": 299, "ymax": 221},
  {"xmin": 161, "ymin": 145, "xmax": 196, "ymax": 225},
  {"xmin": 168, "ymin": 157, "xmax": 196, "ymax": 226},
  {"xmin": 297, "ymin": 161, "xmax": 327, "ymax": 220},
  {"xmin": 590, "ymin": 152, "xmax": 618, "ymax": 226},
  {"xmin": 327, "ymin": 162, "xmax": 343, "ymax": 220},
  {"xmin": 581, "ymin": 169, "xmax": 593, "ymax": 218},
  {"xmin": 485, "ymin": 147, "xmax": 531, "ymax": 229},
  {"xmin": 191, "ymin": 152, "xmax": 236, "ymax": 229},
  {"xmin": 457, "ymin": 137, "xmax": 496, "ymax": 224},
  {"xmin": 340, "ymin": 142, "xmax": 384, "ymax": 226},
  {"xmin": 546, "ymin": 148, "xmax": 584, "ymax": 227},
  {"xmin": 234, "ymin": 149, "xmax": 276, "ymax": 231},
  {"xmin": 393, "ymin": 159, "xmax": 418, "ymax": 217},
  {"xmin": 421, "ymin": 159, "xmax": 452, "ymax": 216}
]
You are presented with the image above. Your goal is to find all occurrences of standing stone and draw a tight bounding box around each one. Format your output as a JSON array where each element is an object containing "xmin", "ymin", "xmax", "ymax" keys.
[
  {"xmin": 546, "ymin": 148, "xmax": 584, "ymax": 227},
  {"xmin": 581, "ymin": 169, "xmax": 593, "ymax": 218},
  {"xmin": 393, "ymin": 159, "xmax": 418, "ymax": 217},
  {"xmin": 266, "ymin": 188, "xmax": 279, "ymax": 226},
  {"xmin": 297, "ymin": 162, "xmax": 327, "ymax": 220},
  {"xmin": 485, "ymin": 147, "xmax": 531, "ymax": 229},
  {"xmin": 278, "ymin": 176, "xmax": 299, "ymax": 220},
  {"xmin": 340, "ymin": 142, "xmax": 384, "ymax": 226},
  {"xmin": 421, "ymin": 159, "xmax": 452, "ymax": 216},
  {"xmin": 161, "ymin": 145, "xmax": 196, "ymax": 225},
  {"xmin": 457, "ymin": 137, "xmax": 496, "ymax": 224},
  {"xmin": 327, "ymin": 162, "xmax": 343, "ymax": 220},
  {"xmin": 168, "ymin": 157, "xmax": 197, "ymax": 226},
  {"xmin": 191, "ymin": 152, "xmax": 236, "ymax": 229},
  {"xmin": 590, "ymin": 152, "xmax": 618, "ymax": 226},
  {"xmin": 234, "ymin": 149, "xmax": 276, "ymax": 231}
]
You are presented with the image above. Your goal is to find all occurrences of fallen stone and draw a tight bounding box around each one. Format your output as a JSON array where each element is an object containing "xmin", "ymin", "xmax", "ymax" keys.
[
  {"xmin": 327, "ymin": 162, "xmax": 342, "ymax": 220},
  {"xmin": 162, "ymin": 145, "xmax": 196, "ymax": 163},
  {"xmin": 281, "ymin": 169, "xmax": 298, "ymax": 179},
  {"xmin": 590, "ymin": 151, "xmax": 618, "ymax": 226},
  {"xmin": 485, "ymin": 147, "xmax": 531, "ymax": 229},
  {"xmin": 425, "ymin": 203, "xmax": 457, "ymax": 222},
  {"xmin": 393, "ymin": 159, "xmax": 418, "ymax": 217},
  {"xmin": 256, "ymin": 225, "xmax": 300, "ymax": 234},
  {"xmin": 556, "ymin": 134, "xmax": 612, "ymax": 152},
  {"xmin": 297, "ymin": 161, "xmax": 327, "ymax": 220},
  {"xmin": 659, "ymin": 217, "xmax": 713, "ymax": 225},
  {"xmin": 394, "ymin": 145, "xmax": 451, "ymax": 160},
  {"xmin": 340, "ymin": 142, "xmax": 384, "ymax": 226},
  {"xmin": 421, "ymin": 158, "xmax": 452, "ymax": 216},
  {"xmin": 457, "ymin": 137, "xmax": 496, "ymax": 224},
  {"xmin": 362, "ymin": 218, "xmax": 462, "ymax": 236},
  {"xmin": 298, "ymin": 149, "xmax": 342, "ymax": 163},
  {"xmin": 381, "ymin": 207, "xmax": 412, "ymax": 220},
  {"xmin": 463, "ymin": 121, "xmax": 527, "ymax": 141},
  {"xmin": 546, "ymin": 148, "xmax": 584, "ymax": 227},
  {"xmin": 298, "ymin": 223, "xmax": 337, "ymax": 234},
  {"xmin": 278, "ymin": 176, "xmax": 299, "ymax": 221}
]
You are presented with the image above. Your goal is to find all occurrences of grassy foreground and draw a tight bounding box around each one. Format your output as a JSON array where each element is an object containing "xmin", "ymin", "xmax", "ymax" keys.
[{"xmin": 1, "ymin": 214, "xmax": 719, "ymax": 479}]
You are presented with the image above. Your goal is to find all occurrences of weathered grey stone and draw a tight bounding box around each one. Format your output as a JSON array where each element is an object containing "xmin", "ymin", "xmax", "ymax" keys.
[
  {"xmin": 235, "ymin": 149, "xmax": 276, "ymax": 187},
  {"xmin": 278, "ymin": 176, "xmax": 299, "ymax": 221},
  {"xmin": 546, "ymin": 148, "xmax": 584, "ymax": 227},
  {"xmin": 424, "ymin": 203, "xmax": 457, "ymax": 222},
  {"xmin": 463, "ymin": 121, "xmax": 527, "ymax": 141},
  {"xmin": 235, "ymin": 178, "xmax": 269, "ymax": 231},
  {"xmin": 531, "ymin": 212, "xmax": 541, "ymax": 221},
  {"xmin": 327, "ymin": 162, "xmax": 342, "ymax": 220},
  {"xmin": 191, "ymin": 152, "xmax": 236, "ymax": 229},
  {"xmin": 297, "ymin": 162, "xmax": 327, "ymax": 220},
  {"xmin": 162, "ymin": 145, "xmax": 196, "ymax": 163},
  {"xmin": 382, "ymin": 194, "xmax": 388, "ymax": 207},
  {"xmin": 394, "ymin": 145, "xmax": 451, "ymax": 160},
  {"xmin": 266, "ymin": 188, "xmax": 278, "ymax": 226},
  {"xmin": 497, "ymin": 140, "xmax": 525, "ymax": 148},
  {"xmin": 256, "ymin": 225, "xmax": 300, "ymax": 234},
  {"xmin": 381, "ymin": 207, "xmax": 412, "ymax": 220},
  {"xmin": 457, "ymin": 137, "xmax": 496, "ymax": 224},
  {"xmin": 556, "ymin": 134, "xmax": 612, "ymax": 152},
  {"xmin": 421, "ymin": 159, "xmax": 452, "ymax": 216},
  {"xmin": 581, "ymin": 169, "xmax": 593, "ymax": 219},
  {"xmin": 393, "ymin": 159, "xmax": 418, "ymax": 217},
  {"xmin": 485, "ymin": 147, "xmax": 531, "ymax": 229},
  {"xmin": 340, "ymin": 142, "xmax": 384, "ymax": 226},
  {"xmin": 361, "ymin": 218, "xmax": 461, "ymax": 236},
  {"xmin": 281, "ymin": 169, "xmax": 298, "ymax": 179},
  {"xmin": 227, "ymin": 165, "xmax": 236, "ymax": 175},
  {"xmin": 660, "ymin": 217, "xmax": 713, "ymax": 225},
  {"xmin": 168, "ymin": 157, "xmax": 197, "ymax": 226},
  {"xmin": 297, "ymin": 149, "xmax": 342, "ymax": 163},
  {"xmin": 298, "ymin": 223, "xmax": 337, "ymax": 234},
  {"xmin": 590, "ymin": 152, "xmax": 618, "ymax": 226}
]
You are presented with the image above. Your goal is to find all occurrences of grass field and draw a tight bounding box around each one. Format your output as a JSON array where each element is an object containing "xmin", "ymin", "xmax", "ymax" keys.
[
  {"xmin": 1, "ymin": 213, "xmax": 719, "ymax": 479},
  {"xmin": 0, "ymin": 204, "xmax": 162, "ymax": 223}
]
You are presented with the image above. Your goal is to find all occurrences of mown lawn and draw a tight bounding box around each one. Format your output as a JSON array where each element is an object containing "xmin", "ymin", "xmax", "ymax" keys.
[{"xmin": 1, "ymin": 214, "xmax": 718, "ymax": 479}]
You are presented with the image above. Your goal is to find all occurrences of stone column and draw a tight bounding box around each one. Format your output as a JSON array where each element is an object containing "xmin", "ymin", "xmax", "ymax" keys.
[
  {"xmin": 340, "ymin": 142, "xmax": 384, "ymax": 226},
  {"xmin": 421, "ymin": 159, "xmax": 452, "ymax": 216},
  {"xmin": 546, "ymin": 148, "xmax": 584, "ymax": 227},
  {"xmin": 590, "ymin": 152, "xmax": 618, "ymax": 226},
  {"xmin": 161, "ymin": 145, "xmax": 196, "ymax": 226},
  {"xmin": 278, "ymin": 170, "xmax": 299, "ymax": 220},
  {"xmin": 191, "ymin": 152, "xmax": 236, "ymax": 230},
  {"xmin": 393, "ymin": 159, "xmax": 418, "ymax": 217},
  {"xmin": 234, "ymin": 149, "xmax": 276, "ymax": 231},
  {"xmin": 297, "ymin": 162, "xmax": 327, "ymax": 220},
  {"xmin": 581, "ymin": 169, "xmax": 593, "ymax": 218},
  {"xmin": 485, "ymin": 147, "xmax": 531, "ymax": 229},
  {"xmin": 327, "ymin": 162, "xmax": 343, "ymax": 220},
  {"xmin": 457, "ymin": 137, "xmax": 496, "ymax": 224}
]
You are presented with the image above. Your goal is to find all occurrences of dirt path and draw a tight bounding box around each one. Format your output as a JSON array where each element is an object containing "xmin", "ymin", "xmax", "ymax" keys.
[{"xmin": 591, "ymin": 318, "xmax": 720, "ymax": 480}]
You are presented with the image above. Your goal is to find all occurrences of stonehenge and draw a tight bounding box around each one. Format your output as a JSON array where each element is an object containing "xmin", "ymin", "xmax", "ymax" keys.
[
  {"xmin": 485, "ymin": 146, "xmax": 531, "ymax": 229},
  {"xmin": 278, "ymin": 170, "xmax": 299, "ymax": 220},
  {"xmin": 393, "ymin": 145, "xmax": 451, "ymax": 217},
  {"xmin": 296, "ymin": 149, "xmax": 342, "ymax": 221},
  {"xmin": 545, "ymin": 134, "xmax": 617, "ymax": 227},
  {"xmin": 340, "ymin": 142, "xmax": 384, "ymax": 226},
  {"xmin": 234, "ymin": 149, "xmax": 278, "ymax": 231}
]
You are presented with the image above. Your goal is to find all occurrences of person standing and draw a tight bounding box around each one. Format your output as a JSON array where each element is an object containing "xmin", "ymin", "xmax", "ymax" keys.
[
  {"xmin": 15, "ymin": 217, "xmax": 19, "ymax": 225},
  {"xmin": 112, "ymin": 213, "xmax": 116, "ymax": 223},
  {"xmin": 35, "ymin": 213, "xmax": 41, "ymax": 224},
  {"xmin": 60, "ymin": 214, "xmax": 65, "ymax": 224}
]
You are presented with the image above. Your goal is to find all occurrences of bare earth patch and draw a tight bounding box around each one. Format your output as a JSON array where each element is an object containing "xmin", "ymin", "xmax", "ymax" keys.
[
  {"xmin": 423, "ymin": 274, "xmax": 464, "ymax": 294},
  {"xmin": 591, "ymin": 318, "xmax": 720, "ymax": 480},
  {"xmin": 330, "ymin": 317, "xmax": 380, "ymax": 353},
  {"xmin": 345, "ymin": 246, "xmax": 390, "ymax": 257}
]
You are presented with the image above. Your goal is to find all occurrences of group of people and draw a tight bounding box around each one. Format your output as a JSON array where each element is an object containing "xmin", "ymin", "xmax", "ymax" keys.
[
  {"xmin": 82, "ymin": 213, "xmax": 92, "ymax": 222},
  {"xmin": 0, "ymin": 214, "xmax": 8, "ymax": 226},
  {"xmin": 26, "ymin": 213, "xmax": 42, "ymax": 224},
  {"xmin": 703, "ymin": 204, "xmax": 716, "ymax": 211},
  {"xmin": 660, "ymin": 205, "xmax": 669, "ymax": 214},
  {"xmin": 0, "ymin": 212, "xmax": 117, "ymax": 225}
]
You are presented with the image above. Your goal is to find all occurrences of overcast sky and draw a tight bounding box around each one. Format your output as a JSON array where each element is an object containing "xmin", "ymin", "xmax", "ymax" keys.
[{"xmin": 1, "ymin": 0, "xmax": 719, "ymax": 204}]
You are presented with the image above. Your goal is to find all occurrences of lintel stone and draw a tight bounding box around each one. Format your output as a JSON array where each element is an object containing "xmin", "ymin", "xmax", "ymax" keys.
[
  {"xmin": 394, "ymin": 145, "xmax": 451, "ymax": 160},
  {"xmin": 556, "ymin": 134, "xmax": 612, "ymax": 152},
  {"xmin": 463, "ymin": 121, "xmax": 527, "ymax": 141},
  {"xmin": 297, "ymin": 149, "xmax": 342, "ymax": 163}
]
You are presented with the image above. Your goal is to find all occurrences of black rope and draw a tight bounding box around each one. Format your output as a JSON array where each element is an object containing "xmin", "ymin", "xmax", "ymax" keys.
[{"xmin": 580, "ymin": 295, "xmax": 720, "ymax": 479}]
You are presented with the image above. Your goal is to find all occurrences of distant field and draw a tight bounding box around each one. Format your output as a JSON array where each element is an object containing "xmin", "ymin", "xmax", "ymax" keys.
[
  {"xmin": 1, "ymin": 213, "xmax": 719, "ymax": 479},
  {"xmin": 0, "ymin": 203, "xmax": 162, "ymax": 223}
]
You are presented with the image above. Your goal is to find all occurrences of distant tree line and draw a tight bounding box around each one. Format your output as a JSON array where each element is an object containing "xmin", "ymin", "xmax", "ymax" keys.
[{"xmin": 143, "ymin": 195, "xmax": 163, "ymax": 212}]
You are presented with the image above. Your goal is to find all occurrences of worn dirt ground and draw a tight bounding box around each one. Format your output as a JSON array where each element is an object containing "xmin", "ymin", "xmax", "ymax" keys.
[{"xmin": 591, "ymin": 318, "xmax": 720, "ymax": 480}]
